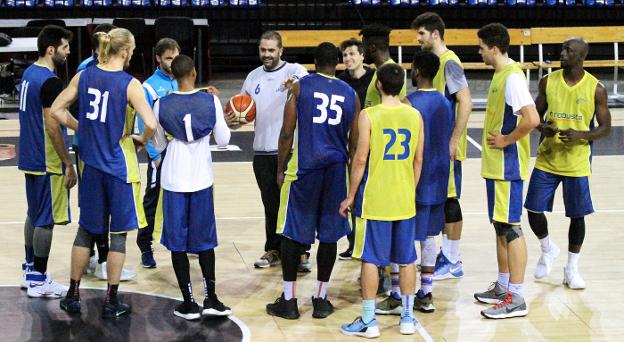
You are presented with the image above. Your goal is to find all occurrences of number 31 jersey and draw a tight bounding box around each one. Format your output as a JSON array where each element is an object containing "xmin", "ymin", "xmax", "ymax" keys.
[
  {"xmin": 77, "ymin": 65, "xmax": 139, "ymax": 182},
  {"xmin": 285, "ymin": 73, "xmax": 357, "ymax": 178}
]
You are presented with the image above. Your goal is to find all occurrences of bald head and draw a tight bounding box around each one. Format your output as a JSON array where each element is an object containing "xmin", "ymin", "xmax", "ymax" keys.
[{"xmin": 560, "ymin": 38, "xmax": 589, "ymax": 69}]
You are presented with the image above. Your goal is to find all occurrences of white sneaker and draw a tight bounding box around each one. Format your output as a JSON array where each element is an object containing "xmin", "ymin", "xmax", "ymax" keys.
[
  {"xmin": 563, "ymin": 266, "xmax": 586, "ymax": 289},
  {"xmin": 534, "ymin": 241, "xmax": 560, "ymax": 279},
  {"xmin": 94, "ymin": 262, "xmax": 137, "ymax": 281},
  {"xmin": 86, "ymin": 255, "xmax": 98, "ymax": 275},
  {"xmin": 27, "ymin": 274, "xmax": 68, "ymax": 298}
]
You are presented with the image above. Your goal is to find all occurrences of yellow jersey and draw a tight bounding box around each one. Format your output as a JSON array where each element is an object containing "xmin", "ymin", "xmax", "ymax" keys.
[{"xmin": 364, "ymin": 59, "xmax": 407, "ymax": 108}]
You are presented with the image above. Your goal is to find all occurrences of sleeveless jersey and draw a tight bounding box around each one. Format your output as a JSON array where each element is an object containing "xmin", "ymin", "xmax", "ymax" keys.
[
  {"xmin": 364, "ymin": 59, "xmax": 407, "ymax": 108},
  {"xmin": 157, "ymin": 91, "xmax": 216, "ymax": 143}
]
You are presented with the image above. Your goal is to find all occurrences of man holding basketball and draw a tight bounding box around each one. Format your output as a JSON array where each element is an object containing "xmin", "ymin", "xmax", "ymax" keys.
[{"xmin": 226, "ymin": 31, "xmax": 309, "ymax": 270}]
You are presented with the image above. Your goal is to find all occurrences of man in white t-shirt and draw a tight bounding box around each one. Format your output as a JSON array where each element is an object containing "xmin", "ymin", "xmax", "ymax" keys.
[{"xmin": 225, "ymin": 31, "xmax": 309, "ymax": 269}]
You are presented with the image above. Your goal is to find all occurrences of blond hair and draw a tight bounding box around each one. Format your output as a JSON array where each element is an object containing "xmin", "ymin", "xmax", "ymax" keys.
[{"xmin": 96, "ymin": 28, "xmax": 134, "ymax": 64}]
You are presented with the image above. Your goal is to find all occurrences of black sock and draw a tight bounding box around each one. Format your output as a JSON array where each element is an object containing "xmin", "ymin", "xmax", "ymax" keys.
[
  {"xmin": 172, "ymin": 252, "xmax": 194, "ymax": 303},
  {"xmin": 106, "ymin": 283, "xmax": 119, "ymax": 304},
  {"xmin": 281, "ymin": 238, "xmax": 301, "ymax": 282},
  {"xmin": 68, "ymin": 278, "xmax": 80, "ymax": 298},
  {"xmin": 198, "ymin": 249, "xmax": 216, "ymax": 298},
  {"xmin": 96, "ymin": 234, "xmax": 109, "ymax": 264},
  {"xmin": 33, "ymin": 256, "xmax": 48, "ymax": 274},
  {"xmin": 317, "ymin": 242, "xmax": 337, "ymax": 282}
]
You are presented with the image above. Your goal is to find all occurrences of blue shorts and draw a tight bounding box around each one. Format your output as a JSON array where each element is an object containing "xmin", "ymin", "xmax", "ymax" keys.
[
  {"xmin": 25, "ymin": 173, "xmax": 70, "ymax": 227},
  {"xmin": 352, "ymin": 216, "xmax": 417, "ymax": 266},
  {"xmin": 277, "ymin": 163, "xmax": 350, "ymax": 245},
  {"xmin": 414, "ymin": 203, "xmax": 445, "ymax": 241},
  {"xmin": 160, "ymin": 187, "xmax": 218, "ymax": 253},
  {"xmin": 79, "ymin": 164, "xmax": 146, "ymax": 234},
  {"xmin": 486, "ymin": 179, "xmax": 523, "ymax": 225},
  {"xmin": 448, "ymin": 160, "xmax": 462, "ymax": 199},
  {"xmin": 524, "ymin": 168, "xmax": 594, "ymax": 218}
]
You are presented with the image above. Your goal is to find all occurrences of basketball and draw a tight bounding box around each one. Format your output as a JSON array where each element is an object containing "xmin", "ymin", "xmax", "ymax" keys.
[{"xmin": 226, "ymin": 94, "xmax": 256, "ymax": 124}]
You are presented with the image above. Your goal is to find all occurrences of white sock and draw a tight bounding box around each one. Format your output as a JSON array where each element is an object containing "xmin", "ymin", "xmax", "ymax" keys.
[
  {"xmin": 314, "ymin": 281, "xmax": 328, "ymax": 299},
  {"xmin": 508, "ymin": 282, "xmax": 523, "ymax": 297},
  {"xmin": 448, "ymin": 240, "xmax": 460, "ymax": 264},
  {"xmin": 567, "ymin": 252, "xmax": 580, "ymax": 270},
  {"xmin": 442, "ymin": 234, "xmax": 449, "ymax": 257},
  {"xmin": 539, "ymin": 236, "xmax": 551, "ymax": 252},
  {"xmin": 497, "ymin": 272, "xmax": 510, "ymax": 289},
  {"xmin": 284, "ymin": 281, "xmax": 295, "ymax": 300}
]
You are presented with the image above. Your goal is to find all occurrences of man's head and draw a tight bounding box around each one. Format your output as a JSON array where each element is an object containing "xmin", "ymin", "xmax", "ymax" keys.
[
  {"xmin": 359, "ymin": 24, "xmax": 392, "ymax": 64},
  {"xmin": 376, "ymin": 63, "xmax": 404, "ymax": 97},
  {"xmin": 411, "ymin": 50, "xmax": 440, "ymax": 87},
  {"xmin": 37, "ymin": 25, "xmax": 73, "ymax": 66},
  {"xmin": 411, "ymin": 12, "xmax": 446, "ymax": 51},
  {"xmin": 154, "ymin": 38, "xmax": 181, "ymax": 75},
  {"xmin": 91, "ymin": 23, "xmax": 116, "ymax": 52},
  {"xmin": 477, "ymin": 23, "xmax": 510, "ymax": 66},
  {"xmin": 340, "ymin": 38, "xmax": 365, "ymax": 72},
  {"xmin": 314, "ymin": 42, "xmax": 341, "ymax": 71},
  {"xmin": 258, "ymin": 31, "xmax": 283, "ymax": 69},
  {"xmin": 560, "ymin": 38, "xmax": 589, "ymax": 69},
  {"xmin": 171, "ymin": 54, "xmax": 196, "ymax": 83},
  {"xmin": 96, "ymin": 28, "xmax": 135, "ymax": 68}
]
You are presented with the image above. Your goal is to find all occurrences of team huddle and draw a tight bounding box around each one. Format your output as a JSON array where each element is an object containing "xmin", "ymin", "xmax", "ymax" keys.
[{"xmin": 17, "ymin": 10, "xmax": 611, "ymax": 338}]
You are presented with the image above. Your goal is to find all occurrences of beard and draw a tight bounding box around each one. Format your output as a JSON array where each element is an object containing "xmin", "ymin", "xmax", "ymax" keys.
[{"xmin": 52, "ymin": 54, "xmax": 66, "ymax": 67}]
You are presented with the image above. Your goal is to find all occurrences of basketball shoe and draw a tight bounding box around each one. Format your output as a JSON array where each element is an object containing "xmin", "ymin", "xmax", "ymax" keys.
[
  {"xmin": 474, "ymin": 281, "xmax": 508, "ymax": 304},
  {"xmin": 534, "ymin": 240, "xmax": 560, "ymax": 279},
  {"xmin": 341, "ymin": 316, "xmax": 381, "ymax": 338},
  {"xmin": 481, "ymin": 291, "xmax": 528, "ymax": 319}
]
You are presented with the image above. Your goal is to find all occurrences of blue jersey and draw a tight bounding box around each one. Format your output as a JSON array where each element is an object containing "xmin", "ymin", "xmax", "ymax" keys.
[
  {"xmin": 77, "ymin": 65, "xmax": 140, "ymax": 183},
  {"xmin": 18, "ymin": 63, "xmax": 69, "ymax": 174},
  {"xmin": 157, "ymin": 91, "xmax": 216, "ymax": 142},
  {"xmin": 285, "ymin": 73, "xmax": 357, "ymax": 177},
  {"xmin": 406, "ymin": 89, "xmax": 453, "ymax": 205}
]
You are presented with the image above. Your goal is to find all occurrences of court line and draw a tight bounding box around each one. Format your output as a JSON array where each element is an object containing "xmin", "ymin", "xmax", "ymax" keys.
[{"xmin": 466, "ymin": 135, "xmax": 482, "ymax": 151}]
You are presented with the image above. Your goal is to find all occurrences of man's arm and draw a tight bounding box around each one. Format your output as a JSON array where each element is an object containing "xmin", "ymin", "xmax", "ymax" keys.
[
  {"xmin": 450, "ymin": 87, "xmax": 472, "ymax": 160},
  {"xmin": 151, "ymin": 100, "xmax": 167, "ymax": 153},
  {"xmin": 136, "ymin": 85, "xmax": 162, "ymax": 163},
  {"xmin": 212, "ymin": 95, "xmax": 231, "ymax": 147},
  {"xmin": 487, "ymin": 104, "xmax": 540, "ymax": 149},
  {"xmin": 348, "ymin": 93, "xmax": 362, "ymax": 162},
  {"xmin": 339, "ymin": 110, "xmax": 371, "ymax": 217},
  {"xmin": 559, "ymin": 84, "xmax": 611, "ymax": 143},
  {"xmin": 534, "ymin": 76, "xmax": 558, "ymax": 138},
  {"xmin": 413, "ymin": 114, "xmax": 424, "ymax": 188},
  {"xmin": 128, "ymin": 79, "xmax": 157, "ymax": 146},
  {"xmin": 50, "ymin": 72, "xmax": 81, "ymax": 132},
  {"xmin": 276, "ymin": 82, "xmax": 299, "ymax": 188}
]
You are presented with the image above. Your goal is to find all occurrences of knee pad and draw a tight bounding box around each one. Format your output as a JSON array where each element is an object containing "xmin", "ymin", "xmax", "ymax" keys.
[
  {"xmin": 420, "ymin": 237, "xmax": 437, "ymax": 267},
  {"xmin": 109, "ymin": 233, "xmax": 127, "ymax": 253},
  {"xmin": 506, "ymin": 226, "xmax": 523, "ymax": 243},
  {"xmin": 445, "ymin": 198, "xmax": 463, "ymax": 223},
  {"xmin": 493, "ymin": 222, "xmax": 507, "ymax": 236},
  {"xmin": 73, "ymin": 227, "xmax": 95, "ymax": 248}
]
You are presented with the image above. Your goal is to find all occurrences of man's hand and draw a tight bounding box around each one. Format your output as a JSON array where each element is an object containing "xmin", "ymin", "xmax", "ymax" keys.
[
  {"xmin": 282, "ymin": 77, "xmax": 297, "ymax": 91},
  {"xmin": 449, "ymin": 137, "xmax": 459, "ymax": 161},
  {"xmin": 559, "ymin": 128, "xmax": 584, "ymax": 143},
  {"xmin": 339, "ymin": 197, "xmax": 354, "ymax": 218},
  {"xmin": 276, "ymin": 172, "xmax": 285, "ymax": 189},
  {"xmin": 487, "ymin": 131, "xmax": 510, "ymax": 149},
  {"xmin": 64, "ymin": 164, "xmax": 77, "ymax": 189},
  {"xmin": 541, "ymin": 120, "xmax": 559, "ymax": 138},
  {"xmin": 224, "ymin": 108, "xmax": 241, "ymax": 128},
  {"xmin": 132, "ymin": 134, "xmax": 148, "ymax": 151}
]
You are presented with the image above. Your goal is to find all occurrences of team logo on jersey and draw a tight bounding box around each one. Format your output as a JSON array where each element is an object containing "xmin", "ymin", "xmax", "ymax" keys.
[
  {"xmin": 576, "ymin": 97, "xmax": 587, "ymax": 105},
  {"xmin": 549, "ymin": 111, "xmax": 583, "ymax": 121},
  {"xmin": 491, "ymin": 87, "xmax": 498, "ymax": 93}
]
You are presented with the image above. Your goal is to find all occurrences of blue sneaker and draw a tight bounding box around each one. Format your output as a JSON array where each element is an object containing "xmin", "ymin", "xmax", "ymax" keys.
[
  {"xmin": 341, "ymin": 316, "xmax": 381, "ymax": 338},
  {"xmin": 20, "ymin": 262, "xmax": 33, "ymax": 289},
  {"xmin": 433, "ymin": 252, "xmax": 464, "ymax": 280},
  {"xmin": 141, "ymin": 250, "xmax": 157, "ymax": 268}
]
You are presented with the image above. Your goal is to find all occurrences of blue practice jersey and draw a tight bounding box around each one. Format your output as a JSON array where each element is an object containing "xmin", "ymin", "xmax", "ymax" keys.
[
  {"xmin": 406, "ymin": 89, "xmax": 453, "ymax": 205},
  {"xmin": 286, "ymin": 73, "xmax": 357, "ymax": 177},
  {"xmin": 77, "ymin": 65, "xmax": 140, "ymax": 183},
  {"xmin": 18, "ymin": 63, "xmax": 69, "ymax": 174},
  {"xmin": 157, "ymin": 91, "xmax": 217, "ymax": 142}
]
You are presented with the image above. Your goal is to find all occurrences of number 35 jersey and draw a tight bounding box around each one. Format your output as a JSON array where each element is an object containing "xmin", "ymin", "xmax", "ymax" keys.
[
  {"xmin": 354, "ymin": 104, "xmax": 422, "ymax": 221},
  {"xmin": 77, "ymin": 65, "xmax": 138, "ymax": 182},
  {"xmin": 285, "ymin": 73, "xmax": 357, "ymax": 178}
]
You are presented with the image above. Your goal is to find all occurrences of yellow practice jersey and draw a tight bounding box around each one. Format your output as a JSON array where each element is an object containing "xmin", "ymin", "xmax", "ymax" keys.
[
  {"xmin": 364, "ymin": 59, "xmax": 407, "ymax": 108},
  {"xmin": 481, "ymin": 62, "xmax": 531, "ymax": 181},
  {"xmin": 353, "ymin": 104, "xmax": 421, "ymax": 220},
  {"xmin": 535, "ymin": 69, "xmax": 599, "ymax": 177},
  {"xmin": 433, "ymin": 50, "xmax": 467, "ymax": 161}
]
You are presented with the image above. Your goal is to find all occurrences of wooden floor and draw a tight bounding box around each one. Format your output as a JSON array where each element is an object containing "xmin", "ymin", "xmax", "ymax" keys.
[{"xmin": 1, "ymin": 117, "xmax": 623, "ymax": 341}]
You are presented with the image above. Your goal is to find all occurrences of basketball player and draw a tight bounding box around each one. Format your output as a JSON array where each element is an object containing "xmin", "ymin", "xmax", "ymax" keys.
[
  {"xmin": 266, "ymin": 42, "xmax": 359, "ymax": 320},
  {"xmin": 225, "ymin": 31, "xmax": 310, "ymax": 271},
  {"xmin": 340, "ymin": 63, "xmax": 424, "ymax": 337},
  {"xmin": 337, "ymin": 38, "xmax": 373, "ymax": 260},
  {"xmin": 473, "ymin": 23, "xmax": 539, "ymax": 319},
  {"xmin": 18, "ymin": 25, "xmax": 75, "ymax": 298},
  {"xmin": 376, "ymin": 51, "xmax": 453, "ymax": 316},
  {"xmin": 359, "ymin": 23, "xmax": 406, "ymax": 108},
  {"xmin": 412, "ymin": 12, "xmax": 473, "ymax": 280},
  {"xmin": 524, "ymin": 38, "xmax": 611, "ymax": 289},
  {"xmin": 51, "ymin": 28, "xmax": 157, "ymax": 318},
  {"xmin": 136, "ymin": 38, "xmax": 181, "ymax": 269},
  {"xmin": 152, "ymin": 54, "xmax": 232, "ymax": 320}
]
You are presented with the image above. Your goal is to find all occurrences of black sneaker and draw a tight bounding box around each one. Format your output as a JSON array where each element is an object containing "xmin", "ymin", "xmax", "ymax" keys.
[
  {"xmin": 141, "ymin": 250, "xmax": 157, "ymax": 268},
  {"xmin": 102, "ymin": 301, "xmax": 132, "ymax": 318},
  {"xmin": 266, "ymin": 293, "xmax": 300, "ymax": 320},
  {"xmin": 174, "ymin": 301, "xmax": 201, "ymax": 320},
  {"xmin": 202, "ymin": 294, "xmax": 232, "ymax": 316},
  {"xmin": 311, "ymin": 296, "xmax": 334, "ymax": 319},
  {"xmin": 338, "ymin": 249, "xmax": 353, "ymax": 260},
  {"xmin": 60, "ymin": 295, "xmax": 81, "ymax": 314}
]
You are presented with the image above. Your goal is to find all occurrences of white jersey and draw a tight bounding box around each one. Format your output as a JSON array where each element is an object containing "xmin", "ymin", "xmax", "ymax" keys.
[
  {"xmin": 241, "ymin": 61, "xmax": 308, "ymax": 153},
  {"xmin": 153, "ymin": 92, "xmax": 231, "ymax": 192}
]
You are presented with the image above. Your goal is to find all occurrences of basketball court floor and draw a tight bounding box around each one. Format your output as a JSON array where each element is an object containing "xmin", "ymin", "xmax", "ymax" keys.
[{"xmin": 0, "ymin": 107, "xmax": 622, "ymax": 341}]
